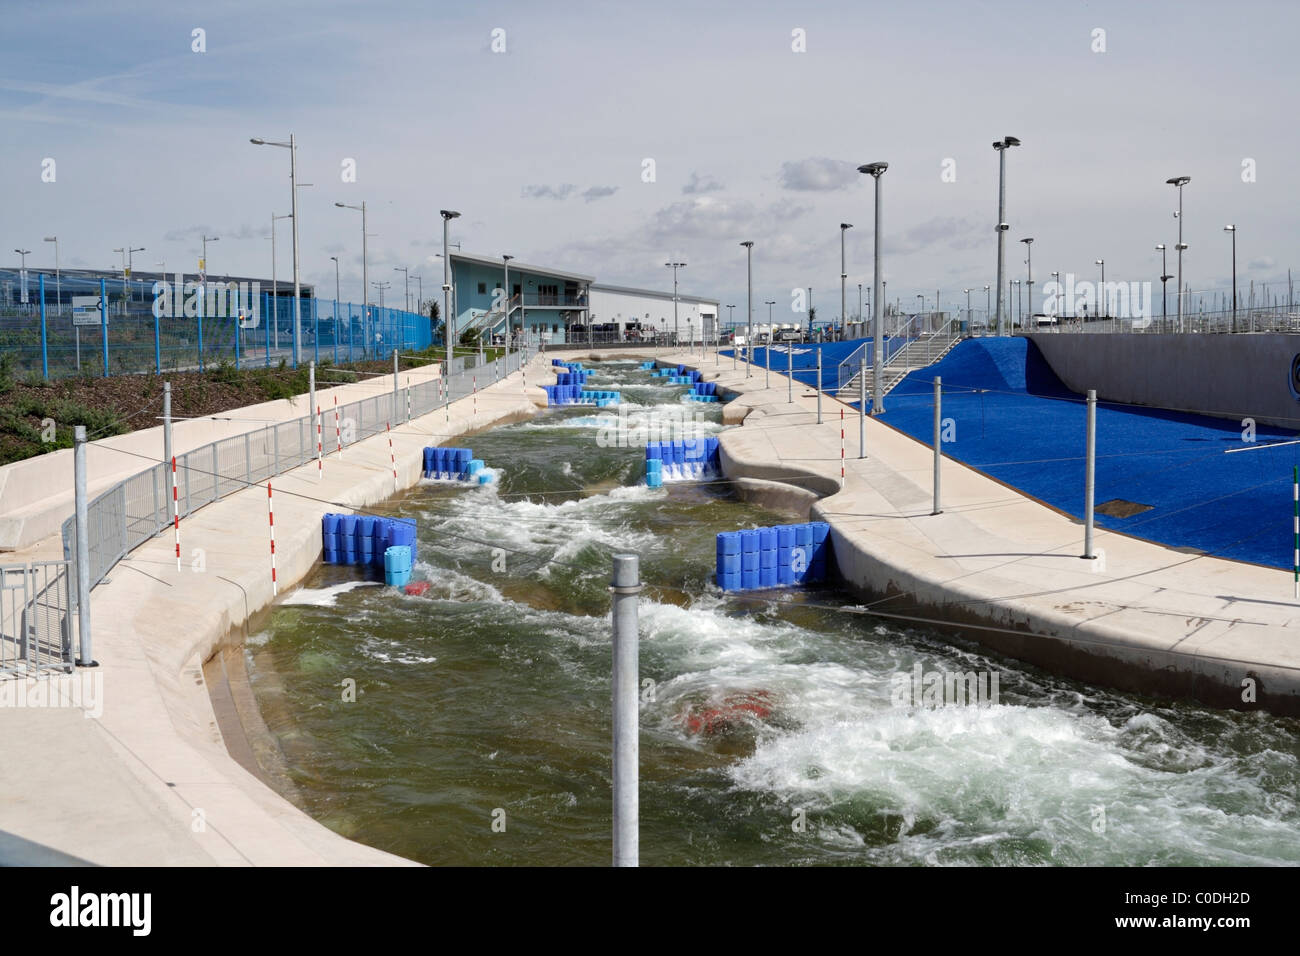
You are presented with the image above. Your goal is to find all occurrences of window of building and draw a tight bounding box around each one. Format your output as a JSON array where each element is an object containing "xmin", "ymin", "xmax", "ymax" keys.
[{"xmin": 477, "ymin": 282, "xmax": 487, "ymax": 295}]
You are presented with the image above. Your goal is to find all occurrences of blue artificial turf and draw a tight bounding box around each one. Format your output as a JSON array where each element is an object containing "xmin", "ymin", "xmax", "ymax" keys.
[{"xmin": 871, "ymin": 338, "xmax": 1300, "ymax": 569}]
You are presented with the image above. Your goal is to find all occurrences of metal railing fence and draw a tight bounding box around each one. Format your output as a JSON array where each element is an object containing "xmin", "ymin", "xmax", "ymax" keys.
[
  {"xmin": 0, "ymin": 561, "xmax": 75, "ymax": 675},
  {"xmin": 60, "ymin": 349, "xmax": 525, "ymax": 592}
]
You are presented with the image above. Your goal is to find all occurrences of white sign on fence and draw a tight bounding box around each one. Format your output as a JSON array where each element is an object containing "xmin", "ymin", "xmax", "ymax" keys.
[{"xmin": 71, "ymin": 295, "xmax": 104, "ymax": 327}]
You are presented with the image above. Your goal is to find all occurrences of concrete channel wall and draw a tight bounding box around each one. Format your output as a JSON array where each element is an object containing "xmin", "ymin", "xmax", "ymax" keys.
[{"xmin": 1028, "ymin": 332, "xmax": 1300, "ymax": 428}]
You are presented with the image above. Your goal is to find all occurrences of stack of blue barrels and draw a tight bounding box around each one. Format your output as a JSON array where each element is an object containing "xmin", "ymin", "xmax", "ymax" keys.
[
  {"xmin": 688, "ymin": 381, "xmax": 720, "ymax": 402},
  {"xmin": 715, "ymin": 522, "xmax": 830, "ymax": 591},
  {"xmin": 644, "ymin": 436, "xmax": 721, "ymax": 486},
  {"xmin": 422, "ymin": 447, "xmax": 492, "ymax": 484},
  {"xmin": 321, "ymin": 512, "xmax": 418, "ymax": 582},
  {"xmin": 639, "ymin": 361, "xmax": 655, "ymax": 370},
  {"xmin": 579, "ymin": 389, "xmax": 621, "ymax": 407}
]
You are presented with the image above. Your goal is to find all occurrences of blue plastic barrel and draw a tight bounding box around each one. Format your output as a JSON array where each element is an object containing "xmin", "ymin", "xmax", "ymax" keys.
[
  {"xmin": 759, "ymin": 566, "xmax": 778, "ymax": 588},
  {"xmin": 717, "ymin": 531, "xmax": 740, "ymax": 555},
  {"xmin": 777, "ymin": 525, "xmax": 796, "ymax": 549}
]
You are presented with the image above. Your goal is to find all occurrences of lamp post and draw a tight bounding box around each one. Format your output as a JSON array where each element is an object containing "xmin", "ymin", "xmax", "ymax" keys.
[
  {"xmin": 983, "ymin": 284, "xmax": 990, "ymax": 330},
  {"xmin": 1020, "ymin": 237, "xmax": 1034, "ymax": 320},
  {"xmin": 726, "ymin": 304, "xmax": 736, "ymax": 369},
  {"xmin": 395, "ymin": 266, "xmax": 410, "ymax": 312},
  {"xmin": 251, "ymin": 135, "xmax": 302, "ymax": 365},
  {"xmin": 336, "ymin": 201, "xmax": 370, "ymax": 356},
  {"xmin": 1094, "ymin": 259, "xmax": 1105, "ymax": 320},
  {"xmin": 1156, "ymin": 243, "xmax": 1170, "ymax": 326},
  {"xmin": 992, "ymin": 136, "xmax": 1021, "ymax": 336},
  {"xmin": 1224, "ymin": 225, "xmax": 1237, "ymax": 331},
  {"xmin": 964, "ymin": 288, "xmax": 971, "ymax": 329},
  {"xmin": 1050, "ymin": 271, "xmax": 1060, "ymax": 320},
  {"xmin": 840, "ymin": 222, "xmax": 852, "ymax": 340},
  {"xmin": 740, "ymin": 242, "xmax": 754, "ymax": 376},
  {"xmin": 1167, "ymin": 175, "xmax": 1191, "ymax": 331},
  {"xmin": 1011, "ymin": 280, "xmax": 1020, "ymax": 327},
  {"xmin": 437, "ymin": 210, "xmax": 460, "ymax": 365},
  {"xmin": 665, "ymin": 260, "xmax": 685, "ymax": 350},
  {"xmin": 43, "ymin": 237, "xmax": 59, "ymax": 316},
  {"xmin": 270, "ymin": 214, "xmax": 290, "ymax": 350},
  {"xmin": 764, "ymin": 299, "xmax": 776, "ymax": 389},
  {"xmin": 857, "ymin": 161, "xmax": 888, "ymax": 414},
  {"xmin": 412, "ymin": 274, "xmax": 422, "ymax": 315},
  {"xmin": 502, "ymin": 255, "xmax": 514, "ymax": 342},
  {"xmin": 14, "ymin": 248, "xmax": 31, "ymax": 310}
]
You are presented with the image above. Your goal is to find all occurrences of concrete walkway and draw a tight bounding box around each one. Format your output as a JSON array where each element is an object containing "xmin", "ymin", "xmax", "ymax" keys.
[
  {"xmin": 0, "ymin": 354, "xmax": 549, "ymax": 865},
  {"xmin": 654, "ymin": 347, "xmax": 1300, "ymax": 715}
]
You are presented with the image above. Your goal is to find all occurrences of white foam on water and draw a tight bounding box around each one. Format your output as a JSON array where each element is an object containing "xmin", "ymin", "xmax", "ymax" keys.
[{"xmin": 280, "ymin": 580, "xmax": 383, "ymax": 607}]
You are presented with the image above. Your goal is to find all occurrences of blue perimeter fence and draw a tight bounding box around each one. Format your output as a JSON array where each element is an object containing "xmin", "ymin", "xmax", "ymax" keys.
[{"xmin": 0, "ymin": 269, "xmax": 433, "ymax": 379}]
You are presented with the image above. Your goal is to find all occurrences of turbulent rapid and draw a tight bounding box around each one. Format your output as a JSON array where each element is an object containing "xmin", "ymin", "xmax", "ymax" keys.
[{"xmin": 245, "ymin": 359, "xmax": 1300, "ymax": 866}]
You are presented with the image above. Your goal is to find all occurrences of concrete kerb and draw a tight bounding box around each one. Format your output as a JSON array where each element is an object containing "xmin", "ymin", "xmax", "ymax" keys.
[
  {"xmin": 0, "ymin": 353, "xmax": 550, "ymax": 866},
  {"xmin": 656, "ymin": 348, "xmax": 1300, "ymax": 715}
]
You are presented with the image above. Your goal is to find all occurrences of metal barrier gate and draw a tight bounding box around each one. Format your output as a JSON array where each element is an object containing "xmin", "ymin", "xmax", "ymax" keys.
[{"xmin": 0, "ymin": 562, "xmax": 75, "ymax": 676}]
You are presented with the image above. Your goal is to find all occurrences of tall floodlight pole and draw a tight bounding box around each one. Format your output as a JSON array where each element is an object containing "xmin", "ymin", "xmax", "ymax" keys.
[
  {"xmin": 1049, "ymin": 272, "xmax": 1060, "ymax": 321},
  {"xmin": 992, "ymin": 136, "xmax": 1021, "ymax": 336},
  {"xmin": 1094, "ymin": 259, "xmax": 1105, "ymax": 320},
  {"xmin": 336, "ymin": 201, "xmax": 369, "ymax": 356},
  {"xmin": 1224, "ymin": 225, "xmax": 1237, "ymax": 331},
  {"xmin": 857, "ymin": 162, "xmax": 888, "ymax": 414},
  {"xmin": 330, "ymin": 255, "xmax": 341, "ymax": 306},
  {"xmin": 964, "ymin": 288, "xmax": 971, "ymax": 328},
  {"xmin": 1156, "ymin": 244, "xmax": 1170, "ymax": 326},
  {"xmin": 1020, "ymin": 237, "xmax": 1034, "ymax": 320},
  {"xmin": 983, "ymin": 284, "xmax": 990, "ymax": 329},
  {"xmin": 502, "ymin": 254, "xmax": 514, "ymax": 341},
  {"xmin": 1167, "ymin": 175, "xmax": 1191, "ymax": 332},
  {"xmin": 251, "ymin": 135, "xmax": 302, "ymax": 365},
  {"xmin": 395, "ymin": 266, "xmax": 410, "ymax": 312},
  {"xmin": 665, "ymin": 260, "xmax": 685, "ymax": 350},
  {"xmin": 840, "ymin": 223, "xmax": 853, "ymax": 339},
  {"xmin": 740, "ymin": 242, "xmax": 754, "ymax": 376},
  {"xmin": 439, "ymin": 210, "xmax": 460, "ymax": 366}
]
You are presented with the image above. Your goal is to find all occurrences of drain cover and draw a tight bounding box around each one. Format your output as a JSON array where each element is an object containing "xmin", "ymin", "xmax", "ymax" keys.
[{"xmin": 1095, "ymin": 498, "xmax": 1153, "ymax": 518}]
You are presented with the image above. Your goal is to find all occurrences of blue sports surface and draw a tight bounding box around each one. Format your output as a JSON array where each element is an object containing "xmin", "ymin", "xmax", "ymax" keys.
[{"xmin": 860, "ymin": 338, "xmax": 1300, "ymax": 569}]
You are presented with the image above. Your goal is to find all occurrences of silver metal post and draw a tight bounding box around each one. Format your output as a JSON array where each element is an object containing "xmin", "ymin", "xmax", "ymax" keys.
[
  {"xmin": 1083, "ymin": 389, "xmax": 1096, "ymax": 559},
  {"xmin": 163, "ymin": 381, "xmax": 172, "ymax": 467},
  {"xmin": 932, "ymin": 377, "xmax": 943, "ymax": 515},
  {"xmin": 610, "ymin": 553, "xmax": 641, "ymax": 867},
  {"xmin": 392, "ymin": 351, "xmax": 399, "ymax": 422},
  {"xmin": 787, "ymin": 340, "xmax": 793, "ymax": 402},
  {"xmin": 859, "ymin": 356, "xmax": 866, "ymax": 458},
  {"xmin": 308, "ymin": 360, "xmax": 316, "ymax": 430},
  {"xmin": 995, "ymin": 146, "xmax": 1007, "ymax": 336},
  {"xmin": 816, "ymin": 348, "xmax": 822, "ymax": 424},
  {"xmin": 870, "ymin": 168, "xmax": 886, "ymax": 414},
  {"xmin": 73, "ymin": 426, "xmax": 95, "ymax": 667}
]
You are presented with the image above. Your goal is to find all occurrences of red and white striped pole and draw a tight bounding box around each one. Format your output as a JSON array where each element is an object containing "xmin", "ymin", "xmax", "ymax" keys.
[
  {"xmin": 171, "ymin": 455, "xmax": 181, "ymax": 571},
  {"xmin": 267, "ymin": 482, "xmax": 277, "ymax": 596},
  {"xmin": 840, "ymin": 409, "xmax": 846, "ymax": 487},
  {"xmin": 316, "ymin": 404, "xmax": 323, "ymax": 478},
  {"xmin": 388, "ymin": 422, "xmax": 397, "ymax": 493},
  {"xmin": 334, "ymin": 394, "xmax": 342, "ymax": 457}
]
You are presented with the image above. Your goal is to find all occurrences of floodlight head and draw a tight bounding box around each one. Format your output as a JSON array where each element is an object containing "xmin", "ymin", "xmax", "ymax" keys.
[
  {"xmin": 442, "ymin": 283, "xmax": 451, "ymax": 291},
  {"xmin": 997, "ymin": 223, "xmax": 1010, "ymax": 232},
  {"xmin": 1003, "ymin": 136, "xmax": 1021, "ymax": 147},
  {"xmin": 440, "ymin": 209, "xmax": 461, "ymax": 220},
  {"xmin": 1166, "ymin": 175, "xmax": 1191, "ymax": 187},
  {"xmin": 249, "ymin": 137, "xmax": 265, "ymax": 145},
  {"xmin": 1155, "ymin": 243, "xmax": 1165, "ymax": 250},
  {"xmin": 841, "ymin": 222, "xmax": 853, "ymax": 230},
  {"xmin": 992, "ymin": 141, "xmax": 1005, "ymax": 150},
  {"xmin": 740, "ymin": 240, "xmax": 754, "ymax": 248},
  {"xmin": 1020, "ymin": 237, "xmax": 1034, "ymax": 244},
  {"xmin": 1223, "ymin": 224, "xmax": 1235, "ymax": 232},
  {"xmin": 503, "ymin": 254, "xmax": 514, "ymax": 261},
  {"xmin": 1175, "ymin": 242, "xmax": 1188, "ymax": 250},
  {"xmin": 857, "ymin": 162, "xmax": 888, "ymax": 177},
  {"xmin": 43, "ymin": 236, "xmax": 56, "ymax": 242},
  {"xmin": 334, "ymin": 202, "xmax": 346, "ymax": 208},
  {"xmin": 1095, "ymin": 259, "xmax": 1104, "ymax": 265}
]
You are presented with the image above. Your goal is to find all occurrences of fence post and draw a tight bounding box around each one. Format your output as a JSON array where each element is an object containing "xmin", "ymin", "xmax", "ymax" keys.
[
  {"xmin": 334, "ymin": 301, "xmax": 339, "ymax": 365},
  {"xmin": 73, "ymin": 426, "xmax": 96, "ymax": 667},
  {"xmin": 39, "ymin": 274, "xmax": 48, "ymax": 380},
  {"xmin": 163, "ymin": 381, "xmax": 172, "ymax": 468},
  {"xmin": 393, "ymin": 351, "xmax": 399, "ymax": 423},
  {"xmin": 932, "ymin": 377, "xmax": 942, "ymax": 515},
  {"xmin": 99, "ymin": 278, "xmax": 109, "ymax": 377},
  {"xmin": 1083, "ymin": 388, "xmax": 1096, "ymax": 559},
  {"xmin": 212, "ymin": 444, "xmax": 220, "ymax": 502},
  {"xmin": 152, "ymin": 283, "xmax": 161, "ymax": 373},
  {"xmin": 816, "ymin": 348, "xmax": 823, "ymax": 425},
  {"xmin": 264, "ymin": 291, "xmax": 270, "ymax": 368},
  {"xmin": 610, "ymin": 553, "xmax": 641, "ymax": 867},
  {"xmin": 786, "ymin": 342, "xmax": 793, "ymax": 403}
]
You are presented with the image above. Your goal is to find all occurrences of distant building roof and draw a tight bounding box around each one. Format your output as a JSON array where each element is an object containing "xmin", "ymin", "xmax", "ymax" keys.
[{"xmin": 451, "ymin": 251, "xmax": 594, "ymax": 284}]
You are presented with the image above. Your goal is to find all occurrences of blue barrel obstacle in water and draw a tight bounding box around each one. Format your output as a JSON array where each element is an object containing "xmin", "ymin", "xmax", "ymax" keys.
[
  {"xmin": 644, "ymin": 436, "xmax": 721, "ymax": 486},
  {"xmin": 422, "ymin": 446, "xmax": 493, "ymax": 483},
  {"xmin": 715, "ymin": 522, "xmax": 830, "ymax": 591},
  {"xmin": 687, "ymin": 381, "xmax": 720, "ymax": 402},
  {"xmin": 321, "ymin": 513, "xmax": 419, "ymax": 586}
]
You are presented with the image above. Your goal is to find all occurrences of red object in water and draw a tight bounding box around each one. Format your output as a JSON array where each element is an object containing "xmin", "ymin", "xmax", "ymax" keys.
[
  {"xmin": 404, "ymin": 580, "xmax": 431, "ymax": 596},
  {"xmin": 683, "ymin": 691, "xmax": 774, "ymax": 736}
]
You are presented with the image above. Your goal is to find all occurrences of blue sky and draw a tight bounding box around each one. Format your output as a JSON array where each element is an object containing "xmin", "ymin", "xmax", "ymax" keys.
[{"xmin": 3, "ymin": 0, "xmax": 1298, "ymax": 318}]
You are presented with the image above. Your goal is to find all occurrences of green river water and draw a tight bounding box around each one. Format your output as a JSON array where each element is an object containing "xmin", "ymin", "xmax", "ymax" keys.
[{"xmin": 245, "ymin": 360, "xmax": 1300, "ymax": 866}]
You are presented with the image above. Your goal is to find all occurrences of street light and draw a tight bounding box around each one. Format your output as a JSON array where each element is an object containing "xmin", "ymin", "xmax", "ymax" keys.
[
  {"xmin": 1155, "ymin": 244, "xmax": 1170, "ymax": 325},
  {"xmin": 1167, "ymin": 175, "xmax": 1191, "ymax": 331},
  {"xmin": 992, "ymin": 135, "xmax": 1021, "ymax": 336},
  {"xmin": 963, "ymin": 288, "xmax": 972, "ymax": 329},
  {"xmin": 439, "ymin": 210, "xmax": 460, "ymax": 364},
  {"xmin": 329, "ymin": 255, "xmax": 341, "ymax": 305},
  {"xmin": 1224, "ymin": 225, "xmax": 1237, "ymax": 331},
  {"xmin": 395, "ymin": 266, "xmax": 410, "ymax": 312},
  {"xmin": 502, "ymin": 255, "xmax": 514, "ymax": 342},
  {"xmin": 337, "ymin": 201, "xmax": 370, "ymax": 356},
  {"xmin": 857, "ymin": 161, "xmax": 888, "ymax": 414},
  {"xmin": 1049, "ymin": 272, "xmax": 1060, "ymax": 319},
  {"xmin": 840, "ymin": 223, "xmax": 852, "ymax": 339},
  {"xmin": 764, "ymin": 299, "xmax": 776, "ymax": 389},
  {"xmin": 740, "ymin": 242, "xmax": 754, "ymax": 376},
  {"xmin": 43, "ymin": 237, "xmax": 59, "ymax": 315},
  {"xmin": 983, "ymin": 284, "xmax": 990, "ymax": 328},
  {"xmin": 251, "ymin": 135, "xmax": 303, "ymax": 365},
  {"xmin": 665, "ymin": 260, "xmax": 686, "ymax": 348},
  {"xmin": 1094, "ymin": 259, "xmax": 1104, "ymax": 320},
  {"xmin": 1020, "ymin": 237, "xmax": 1034, "ymax": 319}
]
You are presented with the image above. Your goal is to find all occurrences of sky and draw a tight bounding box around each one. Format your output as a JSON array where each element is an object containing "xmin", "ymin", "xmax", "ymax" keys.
[{"xmin": 3, "ymin": 0, "xmax": 1298, "ymax": 321}]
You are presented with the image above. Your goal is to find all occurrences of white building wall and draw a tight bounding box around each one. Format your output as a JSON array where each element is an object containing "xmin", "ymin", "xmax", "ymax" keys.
[{"xmin": 589, "ymin": 286, "xmax": 716, "ymax": 342}]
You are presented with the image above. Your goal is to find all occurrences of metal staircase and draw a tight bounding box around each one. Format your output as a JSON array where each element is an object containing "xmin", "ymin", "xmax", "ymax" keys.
[{"xmin": 836, "ymin": 317, "xmax": 965, "ymax": 399}]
